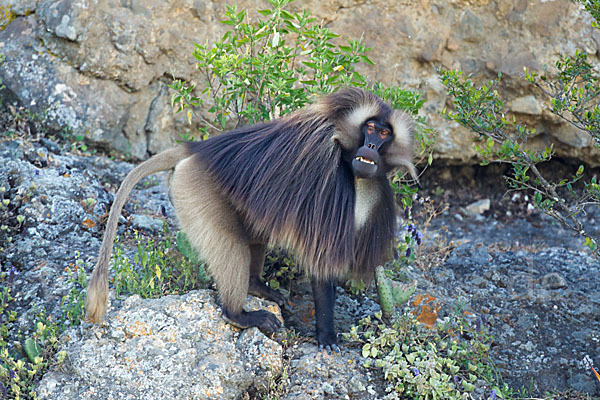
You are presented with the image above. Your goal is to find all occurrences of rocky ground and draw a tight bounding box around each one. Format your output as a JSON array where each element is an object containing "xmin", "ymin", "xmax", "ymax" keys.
[
  {"xmin": 1, "ymin": 133, "xmax": 599, "ymax": 398},
  {"xmin": 416, "ymin": 162, "xmax": 600, "ymax": 396}
]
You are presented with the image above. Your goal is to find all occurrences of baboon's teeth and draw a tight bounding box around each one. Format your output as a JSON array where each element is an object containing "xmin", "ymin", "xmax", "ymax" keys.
[{"xmin": 355, "ymin": 156, "xmax": 375, "ymax": 165}]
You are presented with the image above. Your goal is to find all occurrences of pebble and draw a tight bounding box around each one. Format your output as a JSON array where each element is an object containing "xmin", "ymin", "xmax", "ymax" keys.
[
  {"xmin": 541, "ymin": 272, "xmax": 567, "ymax": 289},
  {"xmin": 130, "ymin": 214, "xmax": 165, "ymax": 232},
  {"xmin": 465, "ymin": 198, "xmax": 491, "ymax": 215}
]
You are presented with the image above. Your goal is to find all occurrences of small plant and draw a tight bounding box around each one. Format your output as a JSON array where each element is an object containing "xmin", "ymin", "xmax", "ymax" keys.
[
  {"xmin": 111, "ymin": 225, "xmax": 210, "ymax": 300},
  {"xmin": 0, "ymin": 185, "xmax": 29, "ymax": 257},
  {"xmin": 375, "ymin": 265, "xmax": 417, "ymax": 320},
  {"xmin": 59, "ymin": 253, "xmax": 88, "ymax": 328},
  {"xmin": 344, "ymin": 308, "xmax": 497, "ymax": 399},
  {"xmin": 263, "ymin": 249, "xmax": 298, "ymax": 292}
]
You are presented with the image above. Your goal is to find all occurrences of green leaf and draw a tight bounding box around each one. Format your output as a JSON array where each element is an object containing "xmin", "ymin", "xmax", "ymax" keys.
[
  {"xmin": 281, "ymin": 9, "xmax": 294, "ymax": 19},
  {"xmin": 302, "ymin": 61, "xmax": 318, "ymax": 69},
  {"xmin": 359, "ymin": 55, "xmax": 375, "ymax": 65},
  {"xmin": 268, "ymin": 279, "xmax": 280, "ymax": 290}
]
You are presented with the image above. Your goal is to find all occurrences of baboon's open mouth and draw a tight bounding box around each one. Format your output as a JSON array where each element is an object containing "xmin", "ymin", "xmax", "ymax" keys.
[{"xmin": 354, "ymin": 156, "xmax": 375, "ymax": 165}]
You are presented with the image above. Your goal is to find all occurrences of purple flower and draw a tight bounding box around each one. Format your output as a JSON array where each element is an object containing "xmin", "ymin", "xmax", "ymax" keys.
[
  {"xmin": 489, "ymin": 389, "xmax": 497, "ymax": 400},
  {"xmin": 405, "ymin": 247, "xmax": 412, "ymax": 258},
  {"xmin": 412, "ymin": 367, "xmax": 420, "ymax": 376},
  {"xmin": 415, "ymin": 232, "xmax": 423, "ymax": 246}
]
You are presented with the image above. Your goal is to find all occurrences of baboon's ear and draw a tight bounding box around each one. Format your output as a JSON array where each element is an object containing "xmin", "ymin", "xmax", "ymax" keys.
[{"xmin": 330, "ymin": 129, "xmax": 356, "ymax": 151}]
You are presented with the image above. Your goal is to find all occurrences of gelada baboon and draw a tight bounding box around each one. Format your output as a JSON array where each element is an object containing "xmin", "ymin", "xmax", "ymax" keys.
[{"xmin": 86, "ymin": 87, "xmax": 415, "ymax": 350}]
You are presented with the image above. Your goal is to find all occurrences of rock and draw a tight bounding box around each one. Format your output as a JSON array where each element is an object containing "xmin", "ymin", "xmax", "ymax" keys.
[
  {"xmin": 426, "ymin": 242, "xmax": 600, "ymax": 396},
  {"xmin": 446, "ymin": 37, "xmax": 460, "ymax": 51},
  {"xmin": 1, "ymin": 0, "xmax": 37, "ymax": 14},
  {"xmin": 541, "ymin": 272, "xmax": 568, "ymax": 290},
  {"xmin": 552, "ymin": 123, "xmax": 593, "ymax": 148},
  {"xmin": 568, "ymin": 373, "xmax": 598, "ymax": 395},
  {"xmin": 37, "ymin": 290, "xmax": 283, "ymax": 400},
  {"xmin": 465, "ymin": 198, "xmax": 491, "ymax": 215},
  {"xmin": 130, "ymin": 214, "xmax": 164, "ymax": 232},
  {"xmin": 0, "ymin": 15, "xmax": 146, "ymax": 157},
  {"xmin": 283, "ymin": 343, "xmax": 377, "ymax": 399},
  {"xmin": 458, "ymin": 9, "xmax": 484, "ymax": 43},
  {"xmin": 39, "ymin": 138, "xmax": 62, "ymax": 154},
  {"xmin": 509, "ymin": 95, "xmax": 543, "ymax": 115}
]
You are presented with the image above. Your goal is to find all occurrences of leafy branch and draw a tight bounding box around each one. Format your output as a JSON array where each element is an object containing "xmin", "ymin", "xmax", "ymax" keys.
[
  {"xmin": 439, "ymin": 68, "xmax": 599, "ymax": 255},
  {"xmin": 525, "ymin": 50, "xmax": 600, "ymax": 146}
]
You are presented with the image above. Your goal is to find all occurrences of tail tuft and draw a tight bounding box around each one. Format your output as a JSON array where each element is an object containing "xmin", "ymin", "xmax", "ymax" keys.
[{"xmin": 85, "ymin": 264, "xmax": 109, "ymax": 323}]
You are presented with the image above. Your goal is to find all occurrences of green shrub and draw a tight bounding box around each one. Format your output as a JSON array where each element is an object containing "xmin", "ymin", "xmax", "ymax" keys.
[
  {"xmin": 439, "ymin": 0, "xmax": 600, "ymax": 255},
  {"xmin": 59, "ymin": 254, "xmax": 88, "ymax": 328},
  {"xmin": 169, "ymin": 0, "xmax": 433, "ymax": 171}
]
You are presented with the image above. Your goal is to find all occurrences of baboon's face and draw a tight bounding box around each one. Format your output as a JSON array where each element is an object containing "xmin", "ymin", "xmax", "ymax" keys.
[
  {"xmin": 327, "ymin": 90, "xmax": 415, "ymax": 180},
  {"xmin": 352, "ymin": 120, "xmax": 393, "ymax": 179}
]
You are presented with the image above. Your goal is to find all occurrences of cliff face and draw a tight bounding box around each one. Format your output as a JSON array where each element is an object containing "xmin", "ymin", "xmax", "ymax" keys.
[{"xmin": 0, "ymin": 0, "xmax": 598, "ymax": 163}]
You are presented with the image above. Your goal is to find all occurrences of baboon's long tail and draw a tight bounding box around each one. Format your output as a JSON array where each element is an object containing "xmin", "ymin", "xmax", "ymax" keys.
[{"xmin": 85, "ymin": 147, "xmax": 187, "ymax": 323}]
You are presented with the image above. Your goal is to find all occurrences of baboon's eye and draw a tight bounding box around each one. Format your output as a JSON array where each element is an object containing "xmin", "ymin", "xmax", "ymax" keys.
[
  {"xmin": 366, "ymin": 122, "xmax": 375, "ymax": 133},
  {"xmin": 379, "ymin": 129, "xmax": 390, "ymax": 139}
]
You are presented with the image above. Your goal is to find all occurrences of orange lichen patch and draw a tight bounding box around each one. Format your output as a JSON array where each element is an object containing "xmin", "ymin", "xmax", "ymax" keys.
[
  {"xmin": 411, "ymin": 293, "xmax": 436, "ymax": 307},
  {"xmin": 163, "ymin": 331, "xmax": 177, "ymax": 343},
  {"xmin": 82, "ymin": 218, "xmax": 97, "ymax": 229},
  {"xmin": 124, "ymin": 356, "xmax": 135, "ymax": 372},
  {"xmin": 415, "ymin": 304, "xmax": 441, "ymax": 328},
  {"xmin": 265, "ymin": 304, "xmax": 285, "ymax": 325},
  {"xmin": 125, "ymin": 320, "xmax": 153, "ymax": 337},
  {"xmin": 411, "ymin": 293, "xmax": 442, "ymax": 328}
]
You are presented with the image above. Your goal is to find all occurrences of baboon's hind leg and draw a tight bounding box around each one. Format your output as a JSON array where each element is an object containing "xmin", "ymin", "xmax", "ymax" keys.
[
  {"xmin": 248, "ymin": 244, "xmax": 287, "ymax": 307},
  {"xmin": 170, "ymin": 158, "xmax": 281, "ymax": 333}
]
